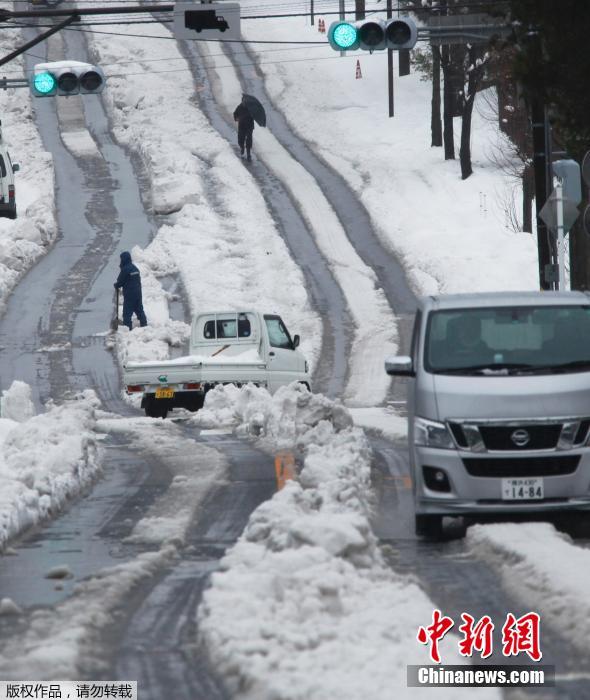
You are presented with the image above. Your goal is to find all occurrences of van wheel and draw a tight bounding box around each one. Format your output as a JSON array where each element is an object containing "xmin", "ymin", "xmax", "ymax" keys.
[{"xmin": 415, "ymin": 514, "xmax": 443, "ymax": 539}]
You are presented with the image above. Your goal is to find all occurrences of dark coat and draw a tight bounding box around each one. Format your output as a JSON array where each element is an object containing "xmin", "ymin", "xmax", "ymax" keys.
[
  {"xmin": 233, "ymin": 103, "xmax": 255, "ymax": 131},
  {"xmin": 114, "ymin": 251, "xmax": 143, "ymax": 300}
]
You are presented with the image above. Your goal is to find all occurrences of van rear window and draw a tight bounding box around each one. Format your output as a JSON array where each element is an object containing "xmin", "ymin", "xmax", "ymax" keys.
[{"xmin": 0, "ymin": 156, "xmax": 6, "ymax": 178}]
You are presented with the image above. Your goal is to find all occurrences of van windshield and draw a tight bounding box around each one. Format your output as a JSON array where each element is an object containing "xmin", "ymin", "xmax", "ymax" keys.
[{"xmin": 425, "ymin": 305, "xmax": 590, "ymax": 375}]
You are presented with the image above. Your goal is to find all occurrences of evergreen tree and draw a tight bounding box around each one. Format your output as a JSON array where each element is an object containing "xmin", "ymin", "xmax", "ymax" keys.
[{"xmin": 509, "ymin": 0, "xmax": 590, "ymax": 159}]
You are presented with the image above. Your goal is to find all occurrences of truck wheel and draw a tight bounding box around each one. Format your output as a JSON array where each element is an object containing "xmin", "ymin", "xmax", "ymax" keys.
[{"xmin": 415, "ymin": 514, "xmax": 443, "ymax": 539}]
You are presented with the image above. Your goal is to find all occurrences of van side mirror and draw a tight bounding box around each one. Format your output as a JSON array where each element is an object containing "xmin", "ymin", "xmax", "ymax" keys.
[
  {"xmin": 292, "ymin": 334, "xmax": 300, "ymax": 349},
  {"xmin": 12, "ymin": 163, "xmax": 19, "ymax": 173},
  {"xmin": 385, "ymin": 355, "xmax": 415, "ymax": 377}
]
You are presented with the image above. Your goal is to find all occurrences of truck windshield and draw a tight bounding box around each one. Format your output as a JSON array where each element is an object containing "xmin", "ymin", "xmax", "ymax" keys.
[{"xmin": 425, "ymin": 305, "xmax": 590, "ymax": 374}]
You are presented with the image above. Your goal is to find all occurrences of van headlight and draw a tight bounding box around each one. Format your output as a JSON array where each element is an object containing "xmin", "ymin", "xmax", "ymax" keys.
[{"xmin": 414, "ymin": 417, "xmax": 455, "ymax": 449}]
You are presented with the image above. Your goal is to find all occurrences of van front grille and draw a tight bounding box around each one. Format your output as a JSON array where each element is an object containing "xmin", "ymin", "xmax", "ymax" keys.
[
  {"xmin": 479, "ymin": 424, "xmax": 562, "ymax": 450},
  {"xmin": 463, "ymin": 456, "xmax": 580, "ymax": 478}
]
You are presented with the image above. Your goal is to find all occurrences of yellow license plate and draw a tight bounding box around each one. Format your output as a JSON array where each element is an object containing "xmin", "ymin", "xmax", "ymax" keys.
[{"xmin": 155, "ymin": 387, "xmax": 175, "ymax": 399}]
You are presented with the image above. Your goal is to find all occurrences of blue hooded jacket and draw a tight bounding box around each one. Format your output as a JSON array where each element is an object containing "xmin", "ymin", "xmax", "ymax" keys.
[{"xmin": 114, "ymin": 251, "xmax": 143, "ymax": 299}]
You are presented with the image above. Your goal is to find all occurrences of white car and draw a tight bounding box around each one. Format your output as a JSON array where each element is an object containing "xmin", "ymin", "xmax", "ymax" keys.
[{"xmin": 0, "ymin": 128, "xmax": 20, "ymax": 220}]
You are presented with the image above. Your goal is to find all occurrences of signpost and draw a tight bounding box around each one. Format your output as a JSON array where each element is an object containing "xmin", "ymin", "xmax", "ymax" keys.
[{"xmin": 539, "ymin": 159, "xmax": 582, "ymax": 290}]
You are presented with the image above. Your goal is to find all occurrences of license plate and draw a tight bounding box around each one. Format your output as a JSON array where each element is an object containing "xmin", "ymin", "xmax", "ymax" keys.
[
  {"xmin": 155, "ymin": 387, "xmax": 175, "ymax": 400},
  {"xmin": 501, "ymin": 478, "xmax": 544, "ymax": 500}
]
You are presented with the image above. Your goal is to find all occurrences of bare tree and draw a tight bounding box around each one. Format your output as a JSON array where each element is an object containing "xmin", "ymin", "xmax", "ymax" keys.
[
  {"xmin": 431, "ymin": 49, "xmax": 442, "ymax": 147},
  {"xmin": 459, "ymin": 45, "xmax": 489, "ymax": 179}
]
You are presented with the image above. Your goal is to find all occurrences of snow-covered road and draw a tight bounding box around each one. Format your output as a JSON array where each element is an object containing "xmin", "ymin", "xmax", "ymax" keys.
[{"xmin": 0, "ymin": 1, "xmax": 587, "ymax": 698}]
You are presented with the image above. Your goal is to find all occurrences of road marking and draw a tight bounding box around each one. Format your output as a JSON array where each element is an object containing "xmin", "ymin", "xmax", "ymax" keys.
[{"xmin": 275, "ymin": 452, "xmax": 296, "ymax": 490}]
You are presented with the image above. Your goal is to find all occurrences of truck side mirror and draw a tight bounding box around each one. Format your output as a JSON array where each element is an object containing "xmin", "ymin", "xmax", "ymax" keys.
[
  {"xmin": 385, "ymin": 355, "xmax": 414, "ymax": 377},
  {"xmin": 292, "ymin": 334, "xmax": 300, "ymax": 349},
  {"xmin": 12, "ymin": 163, "xmax": 19, "ymax": 172}
]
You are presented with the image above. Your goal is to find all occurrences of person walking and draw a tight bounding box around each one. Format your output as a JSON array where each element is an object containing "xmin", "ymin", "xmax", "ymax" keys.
[
  {"xmin": 233, "ymin": 97, "xmax": 255, "ymax": 161},
  {"xmin": 114, "ymin": 251, "xmax": 147, "ymax": 330}
]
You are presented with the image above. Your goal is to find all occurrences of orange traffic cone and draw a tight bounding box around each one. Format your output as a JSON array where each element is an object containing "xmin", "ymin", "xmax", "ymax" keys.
[{"xmin": 355, "ymin": 59, "xmax": 362, "ymax": 79}]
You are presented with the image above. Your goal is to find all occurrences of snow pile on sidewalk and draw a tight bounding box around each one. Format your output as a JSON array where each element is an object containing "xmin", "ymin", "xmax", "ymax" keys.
[
  {"xmin": 468, "ymin": 522, "xmax": 590, "ymax": 651},
  {"xmin": 0, "ymin": 382, "xmax": 101, "ymax": 550},
  {"xmin": 197, "ymin": 384, "xmax": 494, "ymax": 699},
  {"xmin": 0, "ymin": 3, "xmax": 57, "ymax": 316}
]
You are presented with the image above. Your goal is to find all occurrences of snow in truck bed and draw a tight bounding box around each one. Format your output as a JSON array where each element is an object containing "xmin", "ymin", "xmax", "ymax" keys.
[{"xmin": 126, "ymin": 348, "xmax": 265, "ymax": 367}]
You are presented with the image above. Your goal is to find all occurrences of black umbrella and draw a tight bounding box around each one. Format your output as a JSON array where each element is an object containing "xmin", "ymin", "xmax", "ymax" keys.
[{"xmin": 242, "ymin": 93, "xmax": 266, "ymax": 127}]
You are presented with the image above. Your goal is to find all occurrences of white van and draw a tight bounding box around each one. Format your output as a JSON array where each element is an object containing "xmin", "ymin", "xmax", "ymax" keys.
[{"xmin": 0, "ymin": 133, "xmax": 19, "ymax": 220}]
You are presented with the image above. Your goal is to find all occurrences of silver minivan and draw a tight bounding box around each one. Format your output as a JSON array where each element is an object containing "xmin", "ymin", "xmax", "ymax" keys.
[{"xmin": 386, "ymin": 291, "xmax": 590, "ymax": 537}]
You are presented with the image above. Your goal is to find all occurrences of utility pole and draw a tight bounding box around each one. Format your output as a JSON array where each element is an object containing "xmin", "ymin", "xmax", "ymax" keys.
[
  {"xmin": 531, "ymin": 99, "xmax": 554, "ymax": 290},
  {"xmin": 355, "ymin": 0, "xmax": 365, "ymax": 21}
]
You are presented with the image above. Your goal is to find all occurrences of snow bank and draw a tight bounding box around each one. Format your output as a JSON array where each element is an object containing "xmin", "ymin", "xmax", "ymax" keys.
[
  {"xmin": 467, "ymin": 522, "xmax": 590, "ymax": 651},
  {"xmin": 0, "ymin": 2, "xmax": 56, "ymax": 317},
  {"xmin": 0, "ymin": 385, "xmax": 101, "ymax": 550},
  {"xmin": 0, "ymin": 380, "xmax": 35, "ymax": 422},
  {"xmin": 193, "ymin": 382, "xmax": 352, "ymax": 448},
  {"xmin": 197, "ymin": 384, "xmax": 497, "ymax": 699}
]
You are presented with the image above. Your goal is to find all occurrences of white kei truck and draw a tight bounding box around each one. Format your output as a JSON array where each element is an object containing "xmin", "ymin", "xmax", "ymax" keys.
[{"xmin": 123, "ymin": 311, "xmax": 311, "ymax": 418}]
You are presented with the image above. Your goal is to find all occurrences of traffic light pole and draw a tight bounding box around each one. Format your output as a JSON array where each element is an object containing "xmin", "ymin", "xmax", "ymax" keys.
[
  {"xmin": 0, "ymin": 14, "xmax": 79, "ymax": 69},
  {"xmin": 0, "ymin": 5, "xmax": 173, "ymax": 20},
  {"xmin": 387, "ymin": 0, "xmax": 394, "ymax": 117}
]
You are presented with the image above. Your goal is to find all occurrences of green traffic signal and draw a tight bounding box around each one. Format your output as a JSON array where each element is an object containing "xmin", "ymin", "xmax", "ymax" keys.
[
  {"xmin": 33, "ymin": 71, "xmax": 57, "ymax": 95},
  {"xmin": 328, "ymin": 22, "xmax": 359, "ymax": 50},
  {"xmin": 31, "ymin": 62, "xmax": 106, "ymax": 98},
  {"xmin": 327, "ymin": 17, "xmax": 417, "ymax": 52}
]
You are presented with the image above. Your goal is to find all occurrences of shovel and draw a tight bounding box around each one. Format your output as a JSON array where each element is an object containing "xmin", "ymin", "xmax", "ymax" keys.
[{"xmin": 110, "ymin": 288, "xmax": 121, "ymax": 331}]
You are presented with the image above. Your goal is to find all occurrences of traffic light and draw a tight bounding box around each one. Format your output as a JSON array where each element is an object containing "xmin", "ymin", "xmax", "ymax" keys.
[
  {"xmin": 327, "ymin": 17, "xmax": 417, "ymax": 52},
  {"xmin": 31, "ymin": 61, "xmax": 106, "ymax": 97}
]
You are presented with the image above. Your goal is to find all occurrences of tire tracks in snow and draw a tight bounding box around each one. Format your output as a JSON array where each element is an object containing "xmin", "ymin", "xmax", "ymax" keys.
[{"xmin": 175, "ymin": 34, "xmax": 405, "ymax": 407}]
